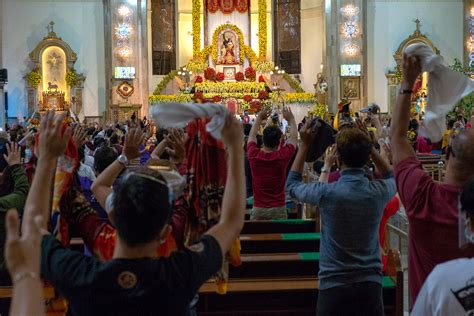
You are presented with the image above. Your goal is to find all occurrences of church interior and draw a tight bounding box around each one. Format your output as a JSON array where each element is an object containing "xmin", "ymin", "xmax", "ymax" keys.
[{"xmin": 0, "ymin": 1, "xmax": 473, "ymax": 316}]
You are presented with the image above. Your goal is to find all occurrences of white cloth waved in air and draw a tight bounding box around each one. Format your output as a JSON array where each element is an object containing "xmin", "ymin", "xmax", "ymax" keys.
[
  {"xmin": 404, "ymin": 43, "xmax": 474, "ymax": 142},
  {"xmin": 150, "ymin": 102, "xmax": 228, "ymax": 139}
]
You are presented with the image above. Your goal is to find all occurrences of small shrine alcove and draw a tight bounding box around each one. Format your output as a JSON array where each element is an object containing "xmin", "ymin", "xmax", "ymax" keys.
[{"xmin": 25, "ymin": 21, "xmax": 85, "ymax": 117}]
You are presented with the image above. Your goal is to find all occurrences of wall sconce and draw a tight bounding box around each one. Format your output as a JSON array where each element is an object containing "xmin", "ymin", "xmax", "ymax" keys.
[
  {"xmin": 344, "ymin": 43, "xmax": 359, "ymax": 56},
  {"xmin": 117, "ymin": 46, "xmax": 132, "ymax": 57},
  {"xmin": 342, "ymin": 21, "xmax": 358, "ymax": 38},
  {"xmin": 340, "ymin": 4, "xmax": 359, "ymax": 17},
  {"xmin": 118, "ymin": 5, "xmax": 132, "ymax": 17}
]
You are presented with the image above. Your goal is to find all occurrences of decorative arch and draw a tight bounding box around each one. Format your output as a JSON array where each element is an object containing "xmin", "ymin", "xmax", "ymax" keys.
[
  {"xmin": 392, "ymin": 19, "xmax": 441, "ymax": 72},
  {"xmin": 211, "ymin": 23, "xmax": 245, "ymax": 64},
  {"xmin": 29, "ymin": 27, "xmax": 78, "ymax": 69}
]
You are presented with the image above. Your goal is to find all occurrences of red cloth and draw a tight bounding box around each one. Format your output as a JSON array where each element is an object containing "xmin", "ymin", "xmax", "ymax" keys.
[
  {"xmin": 394, "ymin": 156, "xmax": 474, "ymax": 307},
  {"xmin": 247, "ymin": 141, "xmax": 295, "ymax": 208},
  {"xmin": 379, "ymin": 196, "xmax": 400, "ymax": 272},
  {"xmin": 416, "ymin": 136, "xmax": 432, "ymax": 153}
]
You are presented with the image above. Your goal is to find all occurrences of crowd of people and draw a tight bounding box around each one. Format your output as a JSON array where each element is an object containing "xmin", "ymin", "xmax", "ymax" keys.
[{"xmin": 0, "ymin": 55, "xmax": 473, "ymax": 316}]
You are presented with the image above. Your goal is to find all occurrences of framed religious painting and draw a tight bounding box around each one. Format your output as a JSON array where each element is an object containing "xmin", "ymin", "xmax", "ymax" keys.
[{"xmin": 341, "ymin": 77, "xmax": 360, "ymax": 100}]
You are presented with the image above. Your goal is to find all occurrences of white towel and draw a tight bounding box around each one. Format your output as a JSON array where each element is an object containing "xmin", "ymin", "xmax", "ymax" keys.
[
  {"xmin": 404, "ymin": 43, "xmax": 474, "ymax": 142},
  {"xmin": 150, "ymin": 102, "xmax": 228, "ymax": 139}
]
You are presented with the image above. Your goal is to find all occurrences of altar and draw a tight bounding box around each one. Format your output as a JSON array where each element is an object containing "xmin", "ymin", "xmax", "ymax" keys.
[{"xmin": 149, "ymin": 0, "xmax": 322, "ymax": 118}]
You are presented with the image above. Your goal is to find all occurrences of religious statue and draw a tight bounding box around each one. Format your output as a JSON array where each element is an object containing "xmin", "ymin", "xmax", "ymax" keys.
[{"xmin": 220, "ymin": 32, "xmax": 237, "ymax": 64}]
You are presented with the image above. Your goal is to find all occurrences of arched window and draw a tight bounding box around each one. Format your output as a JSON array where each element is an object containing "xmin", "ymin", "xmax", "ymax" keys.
[
  {"xmin": 273, "ymin": 0, "xmax": 301, "ymax": 74},
  {"xmin": 151, "ymin": 0, "xmax": 176, "ymax": 75}
]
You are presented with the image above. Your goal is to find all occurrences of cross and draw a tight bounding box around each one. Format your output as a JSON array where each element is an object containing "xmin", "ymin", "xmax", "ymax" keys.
[
  {"xmin": 48, "ymin": 21, "xmax": 55, "ymax": 34},
  {"xmin": 414, "ymin": 19, "xmax": 421, "ymax": 32}
]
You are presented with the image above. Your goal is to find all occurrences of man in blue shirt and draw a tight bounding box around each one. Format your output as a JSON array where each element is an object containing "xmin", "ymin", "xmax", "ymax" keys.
[{"xmin": 286, "ymin": 121, "xmax": 396, "ymax": 316}]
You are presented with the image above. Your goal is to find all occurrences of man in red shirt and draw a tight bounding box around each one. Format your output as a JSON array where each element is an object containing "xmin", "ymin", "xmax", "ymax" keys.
[
  {"xmin": 391, "ymin": 54, "xmax": 474, "ymax": 308},
  {"xmin": 247, "ymin": 107, "xmax": 297, "ymax": 220}
]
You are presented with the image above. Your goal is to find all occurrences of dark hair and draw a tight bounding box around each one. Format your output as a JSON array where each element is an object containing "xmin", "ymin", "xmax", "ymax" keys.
[
  {"xmin": 263, "ymin": 126, "xmax": 282, "ymax": 149},
  {"xmin": 93, "ymin": 137, "xmax": 106, "ymax": 150},
  {"xmin": 336, "ymin": 128, "xmax": 373, "ymax": 168},
  {"xmin": 155, "ymin": 128, "xmax": 169, "ymax": 143},
  {"xmin": 243, "ymin": 124, "xmax": 252, "ymax": 136},
  {"xmin": 78, "ymin": 145, "xmax": 85, "ymax": 162},
  {"xmin": 112, "ymin": 168, "xmax": 170, "ymax": 246},
  {"xmin": 93, "ymin": 146, "xmax": 118, "ymax": 174},
  {"xmin": 0, "ymin": 139, "xmax": 9, "ymax": 173},
  {"xmin": 448, "ymin": 119, "xmax": 456, "ymax": 130},
  {"xmin": 105, "ymin": 129, "xmax": 114, "ymax": 138},
  {"xmin": 109, "ymin": 133, "xmax": 119, "ymax": 145},
  {"xmin": 461, "ymin": 177, "xmax": 474, "ymax": 216}
]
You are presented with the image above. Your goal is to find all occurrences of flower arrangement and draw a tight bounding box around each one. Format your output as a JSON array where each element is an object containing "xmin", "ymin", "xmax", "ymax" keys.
[
  {"xmin": 187, "ymin": 58, "xmax": 207, "ymax": 73},
  {"xmin": 259, "ymin": 75, "xmax": 266, "ymax": 83},
  {"xmin": 153, "ymin": 70, "xmax": 178, "ymax": 95},
  {"xmin": 211, "ymin": 24, "xmax": 245, "ymax": 64},
  {"xmin": 243, "ymin": 95, "xmax": 253, "ymax": 103},
  {"xmin": 245, "ymin": 66, "xmax": 256, "ymax": 81},
  {"xmin": 308, "ymin": 103, "xmax": 329, "ymax": 118},
  {"xmin": 253, "ymin": 59, "xmax": 274, "ymax": 73},
  {"xmin": 202, "ymin": 92, "xmax": 259, "ymax": 99},
  {"xmin": 25, "ymin": 68, "xmax": 41, "ymax": 88},
  {"xmin": 235, "ymin": 72, "xmax": 245, "ymax": 82},
  {"xmin": 216, "ymin": 72, "xmax": 225, "ymax": 82},
  {"xmin": 212, "ymin": 95, "xmax": 222, "ymax": 103},
  {"xmin": 192, "ymin": 0, "xmax": 201, "ymax": 56},
  {"xmin": 65, "ymin": 69, "xmax": 77, "ymax": 87},
  {"xmin": 204, "ymin": 67, "xmax": 216, "ymax": 81},
  {"xmin": 195, "ymin": 81, "xmax": 265, "ymax": 94},
  {"xmin": 258, "ymin": 90, "xmax": 269, "ymax": 100},
  {"xmin": 195, "ymin": 75, "xmax": 203, "ymax": 84},
  {"xmin": 149, "ymin": 94, "xmax": 193, "ymax": 103},
  {"xmin": 250, "ymin": 100, "xmax": 262, "ymax": 112},
  {"xmin": 200, "ymin": 45, "xmax": 213, "ymax": 60},
  {"xmin": 244, "ymin": 45, "xmax": 257, "ymax": 64},
  {"xmin": 283, "ymin": 73, "xmax": 305, "ymax": 93},
  {"xmin": 258, "ymin": 0, "xmax": 267, "ymax": 57},
  {"xmin": 274, "ymin": 93, "xmax": 316, "ymax": 104}
]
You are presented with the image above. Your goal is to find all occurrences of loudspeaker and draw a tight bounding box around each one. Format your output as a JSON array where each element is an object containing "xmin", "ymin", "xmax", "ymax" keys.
[
  {"xmin": 4, "ymin": 92, "xmax": 7, "ymax": 114},
  {"xmin": 0, "ymin": 69, "xmax": 7, "ymax": 84}
]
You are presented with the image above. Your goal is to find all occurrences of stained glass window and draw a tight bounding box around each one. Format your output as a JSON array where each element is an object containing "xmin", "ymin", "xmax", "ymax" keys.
[
  {"xmin": 273, "ymin": 0, "xmax": 301, "ymax": 74},
  {"xmin": 151, "ymin": 0, "xmax": 176, "ymax": 75}
]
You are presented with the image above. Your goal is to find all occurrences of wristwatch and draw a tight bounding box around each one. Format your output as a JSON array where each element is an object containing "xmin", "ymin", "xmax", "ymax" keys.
[
  {"xmin": 321, "ymin": 166, "xmax": 331, "ymax": 174},
  {"xmin": 117, "ymin": 154, "xmax": 129, "ymax": 166}
]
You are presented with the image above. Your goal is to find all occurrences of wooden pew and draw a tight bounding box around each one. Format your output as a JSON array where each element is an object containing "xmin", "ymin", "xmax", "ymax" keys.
[
  {"xmin": 240, "ymin": 232, "xmax": 320, "ymax": 254},
  {"xmin": 241, "ymin": 219, "xmax": 316, "ymax": 234}
]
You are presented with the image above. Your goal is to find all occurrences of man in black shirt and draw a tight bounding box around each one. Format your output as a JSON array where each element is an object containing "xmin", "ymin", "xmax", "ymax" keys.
[{"xmin": 22, "ymin": 112, "xmax": 246, "ymax": 316}]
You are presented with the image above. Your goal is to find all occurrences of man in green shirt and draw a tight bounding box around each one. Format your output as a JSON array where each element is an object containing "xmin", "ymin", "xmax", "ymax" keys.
[{"xmin": 21, "ymin": 112, "xmax": 246, "ymax": 316}]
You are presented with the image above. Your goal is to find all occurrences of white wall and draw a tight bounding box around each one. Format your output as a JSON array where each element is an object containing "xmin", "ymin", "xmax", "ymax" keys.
[
  {"xmin": 1, "ymin": 0, "xmax": 106, "ymax": 118},
  {"xmin": 367, "ymin": 0, "xmax": 464, "ymax": 112}
]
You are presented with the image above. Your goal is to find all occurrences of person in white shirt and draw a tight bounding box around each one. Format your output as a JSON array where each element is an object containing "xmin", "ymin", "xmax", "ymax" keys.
[{"xmin": 412, "ymin": 176, "xmax": 474, "ymax": 316}]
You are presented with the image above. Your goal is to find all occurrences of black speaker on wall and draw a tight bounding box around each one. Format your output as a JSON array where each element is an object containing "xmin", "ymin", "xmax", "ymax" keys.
[{"xmin": 0, "ymin": 69, "xmax": 8, "ymax": 84}]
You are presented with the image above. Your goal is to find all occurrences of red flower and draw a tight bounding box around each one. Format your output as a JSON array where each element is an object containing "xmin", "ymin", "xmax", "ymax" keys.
[
  {"xmin": 195, "ymin": 75, "xmax": 203, "ymax": 84},
  {"xmin": 216, "ymin": 72, "xmax": 225, "ymax": 82},
  {"xmin": 213, "ymin": 95, "xmax": 222, "ymax": 103},
  {"xmin": 250, "ymin": 100, "xmax": 262, "ymax": 110},
  {"xmin": 204, "ymin": 67, "xmax": 216, "ymax": 81},
  {"xmin": 193, "ymin": 91, "xmax": 204, "ymax": 103},
  {"xmin": 235, "ymin": 71, "xmax": 245, "ymax": 81},
  {"xmin": 243, "ymin": 95, "xmax": 253, "ymax": 103},
  {"xmin": 258, "ymin": 75, "xmax": 266, "ymax": 82},
  {"xmin": 258, "ymin": 90, "xmax": 269, "ymax": 100},
  {"xmin": 245, "ymin": 66, "xmax": 256, "ymax": 80}
]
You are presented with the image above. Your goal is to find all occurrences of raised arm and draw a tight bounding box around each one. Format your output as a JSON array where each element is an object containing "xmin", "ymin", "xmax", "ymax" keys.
[
  {"xmin": 91, "ymin": 128, "xmax": 144, "ymax": 210},
  {"xmin": 282, "ymin": 107, "xmax": 297, "ymax": 147},
  {"xmin": 23, "ymin": 112, "xmax": 72, "ymax": 229},
  {"xmin": 206, "ymin": 115, "xmax": 245, "ymax": 255},
  {"xmin": 391, "ymin": 54, "xmax": 421, "ymax": 165},
  {"xmin": 248, "ymin": 107, "xmax": 271, "ymax": 144},
  {"xmin": 290, "ymin": 119, "xmax": 319, "ymax": 174},
  {"xmin": 0, "ymin": 143, "xmax": 29, "ymax": 211},
  {"xmin": 371, "ymin": 147, "xmax": 392, "ymax": 177},
  {"xmin": 320, "ymin": 145, "xmax": 337, "ymax": 183}
]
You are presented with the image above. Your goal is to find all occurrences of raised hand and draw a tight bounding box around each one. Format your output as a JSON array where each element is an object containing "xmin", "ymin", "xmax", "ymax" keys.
[
  {"xmin": 324, "ymin": 145, "xmax": 338, "ymax": 168},
  {"xmin": 257, "ymin": 107, "xmax": 272, "ymax": 123},
  {"xmin": 123, "ymin": 128, "xmax": 145, "ymax": 160},
  {"xmin": 402, "ymin": 53, "xmax": 422, "ymax": 89},
  {"xmin": 5, "ymin": 209, "xmax": 44, "ymax": 278},
  {"xmin": 299, "ymin": 118, "xmax": 319, "ymax": 147},
  {"xmin": 282, "ymin": 106, "xmax": 295, "ymax": 122},
  {"xmin": 72, "ymin": 125, "xmax": 87, "ymax": 147},
  {"xmin": 165, "ymin": 129, "xmax": 186, "ymax": 163},
  {"xmin": 38, "ymin": 111, "xmax": 72, "ymax": 160},
  {"xmin": 222, "ymin": 114, "xmax": 243, "ymax": 149},
  {"xmin": 3, "ymin": 143, "xmax": 21, "ymax": 166}
]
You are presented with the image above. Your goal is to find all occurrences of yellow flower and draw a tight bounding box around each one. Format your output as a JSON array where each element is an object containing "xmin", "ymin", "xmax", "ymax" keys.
[
  {"xmin": 195, "ymin": 82, "xmax": 265, "ymax": 94},
  {"xmin": 149, "ymin": 94, "xmax": 193, "ymax": 104},
  {"xmin": 258, "ymin": 0, "xmax": 267, "ymax": 58},
  {"xmin": 192, "ymin": 0, "xmax": 201, "ymax": 57}
]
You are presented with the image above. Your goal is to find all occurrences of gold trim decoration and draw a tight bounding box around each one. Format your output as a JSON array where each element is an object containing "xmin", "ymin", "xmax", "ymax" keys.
[
  {"xmin": 258, "ymin": 0, "xmax": 267, "ymax": 58},
  {"xmin": 149, "ymin": 94, "xmax": 193, "ymax": 103},
  {"xmin": 192, "ymin": 0, "xmax": 201, "ymax": 57},
  {"xmin": 211, "ymin": 23, "xmax": 245, "ymax": 64}
]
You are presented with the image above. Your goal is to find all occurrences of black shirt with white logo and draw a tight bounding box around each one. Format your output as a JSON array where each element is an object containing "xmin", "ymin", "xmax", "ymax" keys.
[{"xmin": 41, "ymin": 234, "xmax": 222, "ymax": 316}]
